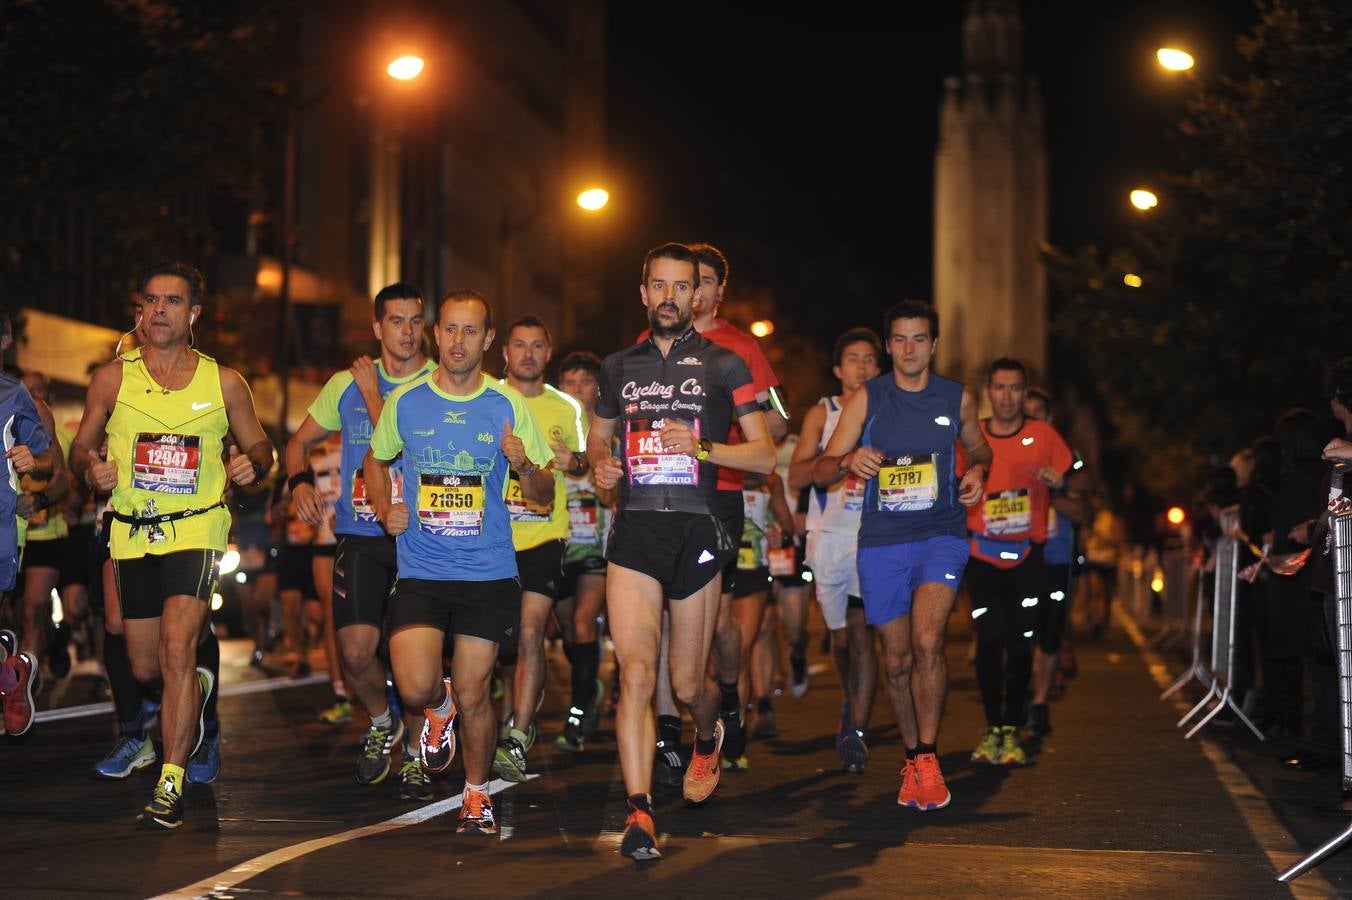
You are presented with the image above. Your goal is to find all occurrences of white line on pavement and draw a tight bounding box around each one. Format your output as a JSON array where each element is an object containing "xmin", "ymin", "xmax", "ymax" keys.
[
  {"xmin": 153, "ymin": 776, "xmax": 535, "ymax": 900},
  {"xmin": 32, "ymin": 673, "xmax": 330, "ymax": 724}
]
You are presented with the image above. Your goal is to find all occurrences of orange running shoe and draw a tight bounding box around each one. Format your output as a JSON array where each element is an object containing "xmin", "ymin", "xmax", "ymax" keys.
[
  {"xmin": 420, "ymin": 677, "xmax": 458, "ymax": 772},
  {"xmin": 682, "ymin": 718, "xmax": 725, "ymax": 803},
  {"xmin": 620, "ymin": 808, "xmax": 661, "ymax": 860},
  {"xmin": 896, "ymin": 757, "xmax": 919, "ymax": 807},
  {"xmin": 457, "ymin": 788, "xmax": 497, "ymax": 834},
  {"xmin": 909, "ymin": 752, "xmax": 951, "ymax": 811}
]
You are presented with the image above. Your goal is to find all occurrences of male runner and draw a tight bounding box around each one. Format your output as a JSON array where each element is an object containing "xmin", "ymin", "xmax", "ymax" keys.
[
  {"xmin": 492, "ymin": 315, "xmax": 586, "ymax": 782},
  {"xmin": 789, "ymin": 326, "xmax": 881, "ymax": 772},
  {"xmin": 71, "ymin": 262, "xmax": 274, "ymax": 828},
  {"xmin": 590, "ymin": 242, "xmax": 775, "ymax": 860},
  {"xmin": 365, "ymin": 290, "xmax": 553, "ymax": 835},
  {"xmin": 641, "ymin": 243, "xmax": 787, "ymax": 779},
  {"xmin": 553, "ymin": 351, "xmax": 613, "ymax": 752},
  {"xmin": 963, "ymin": 360, "xmax": 1072, "ymax": 766},
  {"xmin": 1021, "ymin": 387, "xmax": 1088, "ymax": 738},
  {"xmin": 813, "ymin": 300, "xmax": 989, "ymax": 812},
  {"xmin": 0, "ymin": 308, "xmax": 56, "ymax": 737},
  {"xmin": 287, "ymin": 282, "xmax": 435, "ymax": 798}
]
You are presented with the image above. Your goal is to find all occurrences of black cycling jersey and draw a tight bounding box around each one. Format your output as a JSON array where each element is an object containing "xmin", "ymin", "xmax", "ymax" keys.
[{"xmin": 596, "ymin": 328, "xmax": 759, "ymax": 515}]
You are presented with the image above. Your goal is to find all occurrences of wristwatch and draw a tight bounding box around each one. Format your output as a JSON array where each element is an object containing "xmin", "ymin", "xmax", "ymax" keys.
[
  {"xmin": 696, "ymin": 438, "xmax": 714, "ymax": 461},
  {"xmin": 518, "ymin": 460, "xmax": 539, "ymax": 477}
]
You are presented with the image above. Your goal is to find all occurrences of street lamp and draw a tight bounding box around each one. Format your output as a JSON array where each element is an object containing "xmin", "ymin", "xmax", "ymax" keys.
[
  {"xmin": 750, "ymin": 319, "xmax": 774, "ymax": 338},
  {"xmin": 1156, "ymin": 48, "xmax": 1194, "ymax": 72},
  {"xmin": 576, "ymin": 187, "xmax": 609, "ymax": 212},
  {"xmin": 386, "ymin": 55, "xmax": 425, "ymax": 81},
  {"xmin": 1130, "ymin": 189, "xmax": 1158, "ymax": 211},
  {"xmin": 1123, "ymin": 273, "xmax": 1143, "ymax": 288}
]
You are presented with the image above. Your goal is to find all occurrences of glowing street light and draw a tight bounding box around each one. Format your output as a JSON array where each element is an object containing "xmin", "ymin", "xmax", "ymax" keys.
[
  {"xmin": 1123, "ymin": 273, "xmax": 1143, "ymax": 288},
  {"xmin": 1167, "ymin": 506, "xmax": 1187, "ymax": 526},
  {"xmin": 1130, "ymin": 189, "xmax": 1158, "ymax": 211},
  {"xmin": 576, "ymin": 187, "xmax": 609, "ymax": 212},
  {"xmin": 386, "ymin": 55, "xmax": 425, "ymax": 81},
  {"xmin": 1157, "ymin": 48, "xmax": 1194, "ymax": 72},
  {"xmin": 750, "ymin": 320, "xmax": 775, "ymax": 338}
]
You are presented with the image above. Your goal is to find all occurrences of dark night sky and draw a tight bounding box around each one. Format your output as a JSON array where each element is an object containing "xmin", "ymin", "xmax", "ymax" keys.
[{"xmin": 597, "ymin": 1, "xmax": 1257, "ymax": 348}]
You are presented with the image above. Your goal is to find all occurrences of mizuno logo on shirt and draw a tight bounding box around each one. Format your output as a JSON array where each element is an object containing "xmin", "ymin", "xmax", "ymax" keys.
[
  {"xmin": 675, "ymin": 356, "xmax": 702, "ymax": 366},
  {"xmin": 444, "ymin": 411, "xmax": 467, "ymax": 425},
  {"xmin": 191, "ymin": 401, "xmax": 212, "ymax": 411}
]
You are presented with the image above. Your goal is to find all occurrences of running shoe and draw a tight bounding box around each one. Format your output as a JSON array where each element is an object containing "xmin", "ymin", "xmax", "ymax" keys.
[
  {"xmin": 93, "ymin": 735, "xmax": 157, "ymax": 779},
  {"xmin": 186, "ymin": 730, "xmax": 221, "ymax": 784},
  {"xmin": 720, "ymin": 754, "xmax": 750, "ymax": 771},
  {"xmin": 620, "ymin": 808, "xmax": 661, "ymax": 861},
  {"xmin": 420, "ymin": 678, "xmax": 458, "ymax": 773},
  {"xmin": 997, "ymin": 725, "xmax": 1027, "ymax": 766},
  {"xmin": 654, "ymin": 740, "xmax": 685, "ymax": 788},
  {"xmin": 834, "ymin": 701, "xmax": 852, "ymax": 755},
  {"xmin": 1022, "ymin": 703, "xmax": 1052, "ymax": 739},
  {"xmin": 357, "ymin": 718, "xmax": 405, "ymax": 785},
  {"xmin": 493, "ymin": 725, "xmax": 533, "ymax": 782},
  {"xmin": 555, "ymin": 707, "xmax": 586, "ymax": 753},
  {"xmin": 896, "ymin": 758, "xmax": 918, "ymax": 807},
  {"xmin": 138, "ymin": 771, "xmax": 184, "ymax": 830},
  {"xmin": 970, "ymin": 726, "xmax": 1001, "ymax": 765},
  {"xmin": 789, "ymin": 652, "xmax": 809, "ymax": 699},
  {"xmin": 909, "ymin": 752, "xmax": 951, "ymax": 810},
  {"xmin": 398, "ymin": 753, "xmax": 433, "ymax": 801},
  {"xmin": 683, "ymin": 718, "xmax": 725, "ymax": 803},
  {"xmin": 318, "ymin": 698, "xmax": 354, "ymax": 725},
  {"xmin": 752, "ymin": 706, "xmax": 778, "ymax": 740},
  {"xmin": 191, "ymin": 666, "xmax": 215, "ymax": 759},
  {"xmin": 457, "ymin": 789, "xmax": 497, "ymax": 835},
  {"xmin": 0, "ymin": 651, "xmax": 39, "ymax": 736},
  {"xmin": 720, "ymin": 706, "xmax": 747, "ymax": 763},
  {"xmin": 581, "ymin": 678, "xmax": 605, "ymax": 740},
  {"xmin": 839, "ymin": 728, "xmax": 868, "ymax": 774}
]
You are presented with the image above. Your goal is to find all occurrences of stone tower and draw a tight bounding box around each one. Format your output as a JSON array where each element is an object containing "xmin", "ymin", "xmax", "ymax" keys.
[{"xmin": 933, "ymin": 0, "xmax": 1047, "ymax": 385}]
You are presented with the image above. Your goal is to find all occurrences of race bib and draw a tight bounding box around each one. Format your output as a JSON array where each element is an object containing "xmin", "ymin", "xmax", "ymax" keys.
[
  {"xmin": 417, "ymin": 473, "xmax": 484, "ymax": 536},
  {"xmin": 737, "ymin": 544, "xmax": 760, "ymax": 571},
  {"xmin": 842, "ymin": 473, "xmax": 865, "ymax": 512},
  {"xmin": 625, "ymin": 418, "xmax": 699, "ymax": 487},
  {"xmin": 878, "ymin": 454, "xmax": 938, "ymax": 512},
  {"xmin": 506, "ymin": 472, "xmax": 553, "ymax": 523},
  {"xmin": 768, "ymin": 544, "xmax": 797, "ymax": 577},
  {"xmin": 132, "ymin": 433, "xmax": 201, "ymax": 495},
  {"xmin": 568, "ymin": 495, "xmax": 599, "ymax": 543},
  {"xmin": 984, "ymin": 488, "xmax": 1032, "ymax": 536},
  {"xmin": 351, "ymin": 469, "xmax": 403, "ymax": 523}
]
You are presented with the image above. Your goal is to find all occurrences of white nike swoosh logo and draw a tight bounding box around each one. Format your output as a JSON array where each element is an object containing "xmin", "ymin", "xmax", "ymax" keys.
[{"xmin": 192, "ymin": 401, "xmax": 212, "ymax": 411}]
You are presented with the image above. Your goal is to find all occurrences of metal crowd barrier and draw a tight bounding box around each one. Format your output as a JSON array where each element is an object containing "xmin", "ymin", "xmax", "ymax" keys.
[
  {"xmin": 1279, "ymin": 467, "xmax": 1351, "ymax": 882},
  {"xmin": 1160, "ymin": 563, "xmax": 1212, "ymax": 700},
  {"xmin": 1177, "ymin": 509, "xmax": 1264, "ymax": 740},
  {"xmin": 1151, "ymin": 548, "xmax": 1193, "ymax": 651}
]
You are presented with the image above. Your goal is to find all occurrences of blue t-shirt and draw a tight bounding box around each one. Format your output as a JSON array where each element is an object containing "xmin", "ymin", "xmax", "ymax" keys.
[
  {"xmin": 308, "ymin": 359, "xmax": 436, "ymax": 537},
  {"xmin": 369, "ymin": 372, "xmax": 550, "ymax": 582},
  {"xmin": 2, "ymin": 377, "xmax": 52, "ymax": 590},
  {"xmin": 857, "ymin": 372, "xmax": 967, "ymax": 548}
]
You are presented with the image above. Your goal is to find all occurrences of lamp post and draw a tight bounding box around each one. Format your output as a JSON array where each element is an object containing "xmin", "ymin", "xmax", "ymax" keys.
[
  {"xmin": 1129, "ymin": 188, "xmax": 1158, "ymax": 211},
  {"xmin": 1156, "ymin": 47, "xmax": 1194, "ymax": 72}
]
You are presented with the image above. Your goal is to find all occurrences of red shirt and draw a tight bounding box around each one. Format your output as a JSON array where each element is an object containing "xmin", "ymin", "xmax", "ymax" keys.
[
  {"xmin": 637, "ymin": 318, "xmax": 781, "ymax": 491},
  {"xmin": 958, "ymin": 418, "xmax": 1073, "ymax": 567}
]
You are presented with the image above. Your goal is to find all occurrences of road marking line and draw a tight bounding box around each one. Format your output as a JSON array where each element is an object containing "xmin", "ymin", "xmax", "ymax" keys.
[
  {"xmin": 1117, "ymin": 607, "xmax": 1334, "ymax": 897},
  {"xmin": 33, "ymin": 673, "xmax": 329, "ymax": 724},
  {"xmin": 153, "ymin": 776, "xmax": 535, "ymax": 900}
]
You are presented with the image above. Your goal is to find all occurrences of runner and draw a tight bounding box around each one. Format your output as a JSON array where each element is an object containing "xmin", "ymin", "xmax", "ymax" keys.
[
  {"xmin": 309, "ymin": 433, "xmax": 348, "ymax": 723},
  {"xmin": 789, "ymin": 326, "xmax": 881, "ymax": 772},
  {"xmin": 589, "ymin": 242, "xmax": 775, "ymax": 860},
  {"xmin": 962, "ymin": 359, "xmax": 1073, "ymax": 767},
  {"xmin": 739, "ymin": 470, "xmax": 793, "ymax": 741},
  {"xmin": 285, "ymin": 282, "xmax": 435, "ymax": 798},
  {"xmin": 70, "ymin": 262, "xmax": 274, "ymax": 828},
  {"xmin": 492, "ymin": 315, "xmax": 586, "ymax": 782},
  {"xmin": 552, "ymin": 351, "xmax": 614, "ymax": 753},
  {"xmin": 0, "ymin": 308, "xmax": 57, "ymax": 737},
  {"xmin": 365, "ymin": 289, "xmax": 554, "ymax": 835},
  {"xmin": 1022, "ymin": 387, "xmax": 1088, "ymax": 737},
  {"xmin": 813, "ymin": 300, "xmax": 989, "ymax": 811}
]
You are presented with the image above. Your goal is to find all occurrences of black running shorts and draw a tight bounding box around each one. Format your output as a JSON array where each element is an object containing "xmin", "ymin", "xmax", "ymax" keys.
[
  {"xmin": 277, "ymin": 544, "xmax": 315, "ymax": 594},
  {"xmin": 332, "ymin": 534, "xmax": 398, "ymax": 630},
  {"xmin": 114, "ymin": 549, "xmax": 221, "ymax": 620},
  {"xmin": 388, "ymin": 576, "xmax": 522, "ymax": 645},
  {"xmin": 711, "ymin": 490, "xmax": 745, "ymax": 596},
  {"xmin": 606, "ymin": 510, "xmax": 734, "ymax": 600},
  {"xmin": 516, "ymin": 539, "xmax": 565, "ymax": 601}
]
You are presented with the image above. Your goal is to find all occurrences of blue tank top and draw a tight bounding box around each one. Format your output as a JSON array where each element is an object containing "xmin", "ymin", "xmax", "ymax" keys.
[{"xmin": 857, "ymin": 372, "xmax": 966, "ymax": 548}]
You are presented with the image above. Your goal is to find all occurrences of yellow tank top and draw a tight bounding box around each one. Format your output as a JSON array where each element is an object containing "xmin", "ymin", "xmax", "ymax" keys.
[
  {"xmin": 107, "ymin": 350, "xmax": 231, "ymax": 559},
  {"xmin": 24, "ymin": 423, "xmax": 74, "ymax": 542}
]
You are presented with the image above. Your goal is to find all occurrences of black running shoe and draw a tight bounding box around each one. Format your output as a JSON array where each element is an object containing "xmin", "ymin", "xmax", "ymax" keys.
[
  {"xmin": 720, "ymin": 708, "xmax": 747, "ymax": 762},
  {"xmin": 653, "ymin": 739, "xmax": 685, "ymax": 788}
]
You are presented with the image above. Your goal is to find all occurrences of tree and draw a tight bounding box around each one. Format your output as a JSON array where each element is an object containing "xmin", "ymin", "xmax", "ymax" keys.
[{"xmin": 1046, "ymin": 0, "xmax": 1352, "ymax": 495}]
